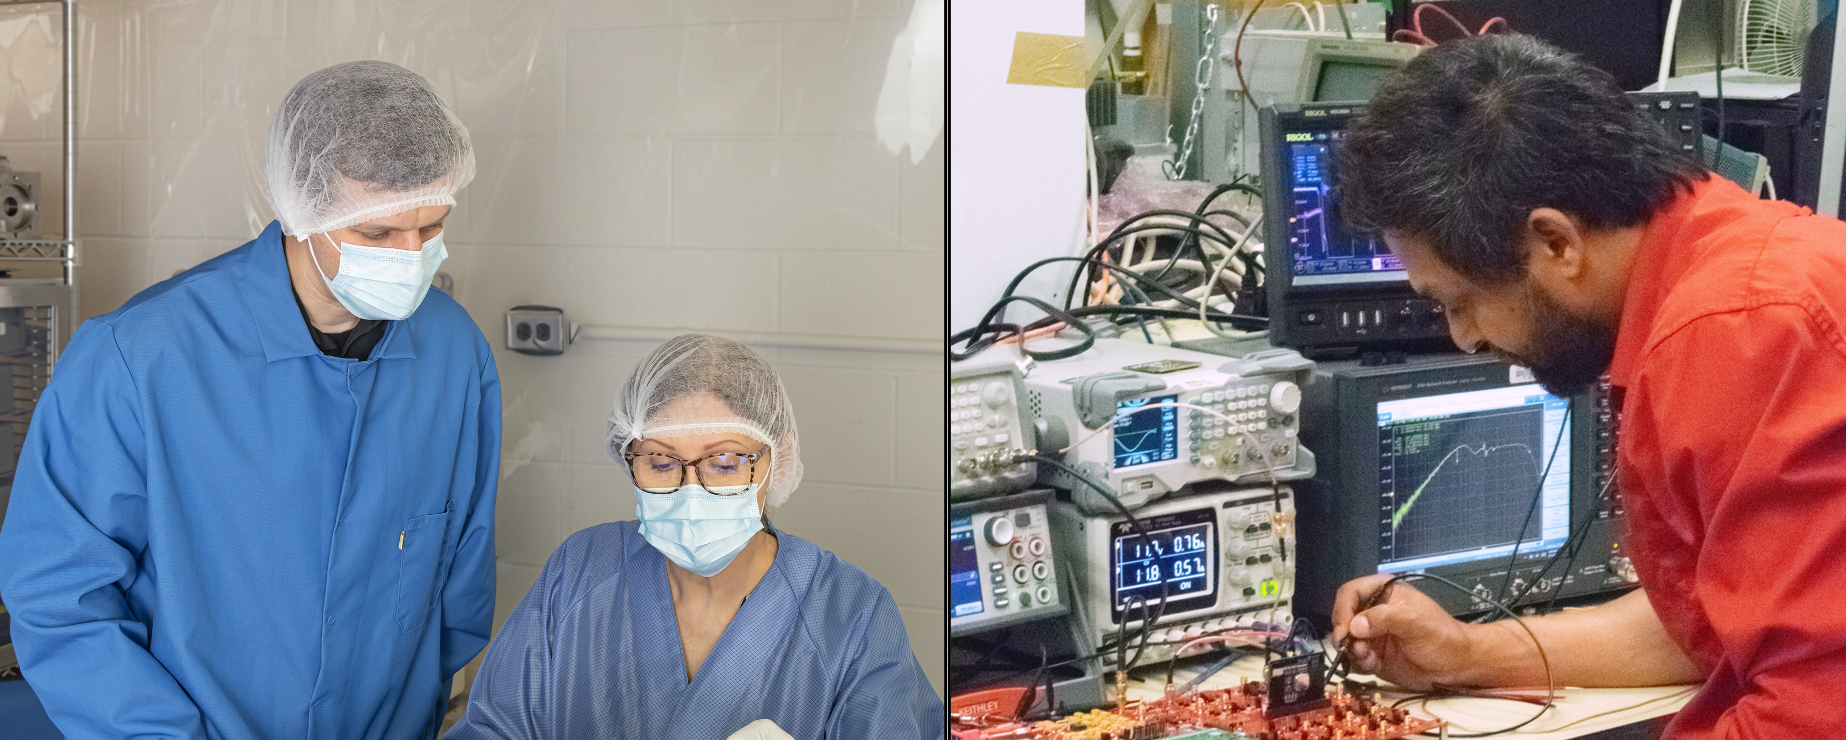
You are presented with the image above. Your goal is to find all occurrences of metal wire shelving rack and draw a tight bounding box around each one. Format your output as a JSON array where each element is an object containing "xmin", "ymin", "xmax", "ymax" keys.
[{"xmin": 0, "ymin": 0, "xmax": 76, "ymax": 510}]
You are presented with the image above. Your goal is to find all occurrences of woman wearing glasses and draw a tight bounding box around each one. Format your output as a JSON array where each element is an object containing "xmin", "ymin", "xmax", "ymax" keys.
[{"xmin": 444, "ymin": 334, "xmax": 943, "ymax": 740}]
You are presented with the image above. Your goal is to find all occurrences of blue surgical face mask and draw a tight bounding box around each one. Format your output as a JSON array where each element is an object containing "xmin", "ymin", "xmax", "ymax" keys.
[
  {"xmin": 633, "ymin": 482, "xmax": 765, "ymax": 577},
  {"xmin": 308, "ymin": 231, "xmax": 448, "ymax": 321}
]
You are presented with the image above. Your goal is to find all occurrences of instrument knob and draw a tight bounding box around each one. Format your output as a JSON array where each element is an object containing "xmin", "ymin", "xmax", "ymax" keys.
[
  {"xmin": 1269, "ymin": 381, "xmax": 1302, "ymax": 414},
  {"xmin": 982, "ymin": 381, "xmax": 1010, "ymax": 408},
  {"xmin": 984, "ymin": 516, "xmax": 1016, "ymax": 546}
]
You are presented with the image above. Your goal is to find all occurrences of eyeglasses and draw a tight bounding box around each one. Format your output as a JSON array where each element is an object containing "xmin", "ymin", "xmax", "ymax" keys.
[{"xmin": 622, "ymin": 446, "xmax": 768, "ymax": 495}]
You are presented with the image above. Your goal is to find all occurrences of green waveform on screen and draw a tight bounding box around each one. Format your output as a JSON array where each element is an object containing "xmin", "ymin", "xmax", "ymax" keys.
[{"xmin": 1390, "ymin": 442, "xmax": 1537, "ymax": 532}]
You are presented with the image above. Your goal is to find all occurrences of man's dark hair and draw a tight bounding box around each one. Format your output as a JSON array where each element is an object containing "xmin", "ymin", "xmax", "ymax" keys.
[{"xmin": 1336, "ymin": 34, "xmax": 1707, "ymax": 284}]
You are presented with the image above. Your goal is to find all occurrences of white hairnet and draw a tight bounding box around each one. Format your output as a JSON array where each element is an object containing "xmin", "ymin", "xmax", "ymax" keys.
[
  {"xmin": 606, "ymin": 335, "xmax": 804, "ymax": 508},
  {"xmin": 264, "ymin": 61, "xmax": 475, "ymax": 238}
]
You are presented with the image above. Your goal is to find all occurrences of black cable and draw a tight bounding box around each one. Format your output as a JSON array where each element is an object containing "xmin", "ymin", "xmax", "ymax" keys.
[
  {"xmin": 1110, "ymin": 271, "xmax": 1165, "ymax": 345},
  {"xmin": 1016, "ymin": 644, "xmax": 1049, "ymax": 719},
  {"xmin": 1146, "ymin": 206, "xmax": 1258, "ymax": 287},
  {"xmin": 1485, "ymin": 407, "xmax": 1572, "ymax": 608},
  {"xmin": 1199, "ymin": 209, "xmax": 1253, "ymax": 227},
  {"xmin": 1075, "ymin": 206, "xmax": 1252, "ymax": 308},
  {"xmin": 1102, "ymin": 210, "xmax": 1246, "ymax": 255},
  {"xmin": 1487, "ymin": 503, "xmax": 1597, "ymax": 615},
  {"xmin": 1351, "ymin": 573, "xmax": 1556, "ymax": 738},
  {"xmin": 989, "ymin": 644, "xmax": 1134, "ymax": 683},
  {"xmin": 1051, "ymin": 254, "xmax": 1267, "ymax": 320},
  {"xmin": 1290, "ymin": 616, "xmax": 1319, "ymax": 656},
  {"xmin": 1066, "ymin": 303, "xmax": 1268, "ymax": 328},
  {"xmin": 997, "ymin": 251, "xmax": 1232, "ymax": 315},
  {"xmin": 1496, "ymin": 473, "xmax": 1617, "ymax": 609},
  {"xmin": 947, "ymin": 321, "xmax": 1023, "ymax": 362},
  {"xmin": 1156, "ymin": 188, "xmax": 1261, "ymax": 287},
  {"xmin": 1066, "ymin": 222, "xmax": 1250, "ymax": 310},
  {"xmin": 1195, "ymin": 210, "xmax": 1267, "ymax": 288},
  {"xmin": 1540, "ymin": 513, "xmax": 1597, "ymax": 615},
  {"xmin": 948, "ymin": 295, "xmax": 1097, "ymax": 361},
  {"xmin": 1712, "ymin": 0, "xmax": 1725, "ymax": 170},
  {"xmin": 1023, "ymin": 454, "xmax": 1172, "ymax": 677},
  {"xmin": 1151, "ymin": 208, "xmax": 1251, "ymax": 285},
  {"xmin": 1196, "ymin": 182, "xmax": 1265, "ymax": 214},
  {"xmin": 960, "ymin": 227, "xmax": 1225, "ymax": 342},
  {"xmin": 961, "ymin": 294, "xmax": 1265, "ymax": 361}
]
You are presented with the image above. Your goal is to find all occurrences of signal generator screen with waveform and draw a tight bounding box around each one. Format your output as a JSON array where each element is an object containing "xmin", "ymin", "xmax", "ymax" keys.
[{"xmin": 1294, "ymin": 353, "xmax": 1635, "ymax": 620}]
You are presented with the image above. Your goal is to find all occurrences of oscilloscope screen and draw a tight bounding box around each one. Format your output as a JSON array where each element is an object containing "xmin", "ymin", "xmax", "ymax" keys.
[
  {"xmin": 1281, "ymin": 128, "xmax": 1402, "ymax": 285},
  {"xmin": 1374, "ymin": 385, "xmax": 1571, "ymax": 572}
]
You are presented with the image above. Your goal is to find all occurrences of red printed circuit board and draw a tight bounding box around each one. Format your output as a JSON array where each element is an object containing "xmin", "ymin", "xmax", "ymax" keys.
[{"xmin": 952, "ymin": 681, "xmax": 1444, "ymax": 740}]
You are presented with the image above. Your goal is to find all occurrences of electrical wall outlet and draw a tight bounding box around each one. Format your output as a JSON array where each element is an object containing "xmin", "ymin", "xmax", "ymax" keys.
[{"xmin": 506, "ymin": 305, "xmax": 571, "ymax": 356}]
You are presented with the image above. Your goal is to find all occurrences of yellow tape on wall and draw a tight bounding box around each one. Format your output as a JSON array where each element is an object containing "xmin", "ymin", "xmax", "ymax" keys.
[{"xmin": 1006, "ymin": 32, "xmax": 1098, "ymax": 88}]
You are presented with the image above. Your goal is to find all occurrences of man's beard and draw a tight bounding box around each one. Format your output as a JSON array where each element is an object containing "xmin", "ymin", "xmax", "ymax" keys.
[{"xmin": 1493, "ymin": 282, "xmax": 1617, "ymax": 398}]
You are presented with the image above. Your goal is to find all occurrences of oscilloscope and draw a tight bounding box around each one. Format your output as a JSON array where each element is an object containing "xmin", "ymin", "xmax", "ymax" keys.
[
  {"xmin": 1049, "ymin": 485, "xmax": 1297, "ymax": 668},
  {"xmin": 1259, "ymin": 93, "xmax": 1703, "ymax": 356},
  {"xmin": 1019, "ymin": 338, "xmax": 1315, "ymax": 515},
  {"xmin": 1293, "ymin": 353, "xmax": 1634, "ymax": 620}
]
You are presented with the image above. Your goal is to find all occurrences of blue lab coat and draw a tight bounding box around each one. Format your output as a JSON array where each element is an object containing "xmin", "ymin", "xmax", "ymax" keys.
[
  {"xmin": 0, "ymin": 221, "xmax": 500, "ymax": 740},
  {"xmin": 444, "ymin": 521, "xmax": 944, "ymax": 740}
]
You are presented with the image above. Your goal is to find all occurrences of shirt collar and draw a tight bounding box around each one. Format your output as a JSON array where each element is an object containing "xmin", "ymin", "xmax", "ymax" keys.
[
  {"xmin": 239, "ymin": 220, "xmax": 418, "ymax": 363},
  {"xmin": 1607, "ymin": 176, "xmax": 1729, "ymax": 387}
]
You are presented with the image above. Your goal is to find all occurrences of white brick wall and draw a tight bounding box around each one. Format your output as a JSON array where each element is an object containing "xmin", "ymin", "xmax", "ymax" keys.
[{"xmin": 47, "ymin": 0, "xmax": 942, "ymax": 697}]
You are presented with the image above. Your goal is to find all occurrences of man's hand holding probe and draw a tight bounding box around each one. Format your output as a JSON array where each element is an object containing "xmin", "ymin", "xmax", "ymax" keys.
[{"xmin": 1331, "ymin": 574, "xmax": 1708, "ymax": 690}]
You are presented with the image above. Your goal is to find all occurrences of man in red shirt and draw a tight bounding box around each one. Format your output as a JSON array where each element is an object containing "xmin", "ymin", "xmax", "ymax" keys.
[{"xmin": 1326, "ymin": 34, "xmax": 1846, "ymax": 736}]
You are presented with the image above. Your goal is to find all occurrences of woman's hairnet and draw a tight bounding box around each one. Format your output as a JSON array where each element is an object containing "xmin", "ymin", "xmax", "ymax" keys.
[
  {"xmin": 264, "ymin": 61, "xmax": 475, "ymax": 238},
  {"xmin": 606, "ymin": 335, "xmax": 804, "ymax": 507}
]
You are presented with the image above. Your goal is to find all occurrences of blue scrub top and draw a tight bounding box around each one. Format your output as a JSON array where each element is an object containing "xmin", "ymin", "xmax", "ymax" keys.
[
  {"xmin": 0, "ymin": 221, "xmax": 501, "ymax": 740},
  {"xmin": 445, "ymin": 520, "xmax": 945, "ymax": 739}
]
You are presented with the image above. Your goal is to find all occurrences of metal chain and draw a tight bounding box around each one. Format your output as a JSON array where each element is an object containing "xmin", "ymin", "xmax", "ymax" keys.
[{"xmin": 1164, "ymin": 4, "xmax": 1222, "ymax": 180}]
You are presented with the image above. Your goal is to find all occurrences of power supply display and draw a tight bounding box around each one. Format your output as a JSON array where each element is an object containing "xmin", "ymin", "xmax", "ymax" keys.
[{"xmin": 1111, "ymin": 508, "xmax": 1218, "ymax": 623}]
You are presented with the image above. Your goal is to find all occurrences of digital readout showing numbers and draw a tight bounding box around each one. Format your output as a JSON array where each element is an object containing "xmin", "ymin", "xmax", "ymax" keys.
[{"xmin": 1114, "ymin": 523, "xmax": 1211, "ymax": 609}]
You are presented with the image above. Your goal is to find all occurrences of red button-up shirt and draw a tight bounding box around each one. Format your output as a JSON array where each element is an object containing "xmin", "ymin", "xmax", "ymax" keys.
[{"xmin": 1610, "ymin": 176, "xmax": 1846, "ymax": 737}]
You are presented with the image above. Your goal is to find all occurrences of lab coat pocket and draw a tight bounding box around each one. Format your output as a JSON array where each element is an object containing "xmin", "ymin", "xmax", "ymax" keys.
[{"xmin": 395, "ymin": 504, "xmax": 454, "ymax": 634}]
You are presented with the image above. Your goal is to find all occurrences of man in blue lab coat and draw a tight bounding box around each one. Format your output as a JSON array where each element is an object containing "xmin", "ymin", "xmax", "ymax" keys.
[{"xmin": 0, "ymin": 61, "xmax": 499, "ymax": 740}]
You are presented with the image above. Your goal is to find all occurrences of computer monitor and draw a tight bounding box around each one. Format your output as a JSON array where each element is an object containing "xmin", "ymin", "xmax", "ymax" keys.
[{"xmin": 1293, "ymin": 353, "xmax": 1634, "ymax": 621}]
